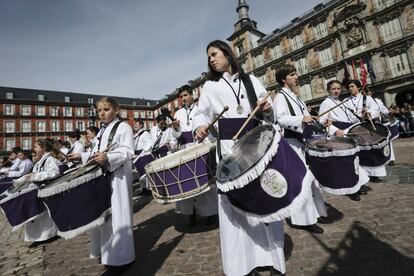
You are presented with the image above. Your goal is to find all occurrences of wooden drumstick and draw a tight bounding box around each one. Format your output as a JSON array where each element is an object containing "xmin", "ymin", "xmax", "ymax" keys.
[
  {"xmin": 233, "ymin": 92, "xmax": 272, "ymax": 141},
  {"xmin": 317, "ymin": 98, "xmax": 349, "ymax": 119},
  {"xmin": 206, "ymin": 106, "xmax": 229, "ymax": 132},
  {"xmin": 366, "ymin": 112, "xmax": 377, "ymax": 131}
]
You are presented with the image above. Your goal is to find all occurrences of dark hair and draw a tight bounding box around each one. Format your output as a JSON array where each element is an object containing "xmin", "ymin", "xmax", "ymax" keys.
[
  {"xmin": 36, "ymin": 138, "xmax": 63, "ymax": 160},
  {"xmin": 326, "ymin": 80, "xmax": 342, "ymax": 91},
  {"xmin": 348, "ymin": 80, "xmax": 362, "ymax": 89},
  {"xmin": 96, "ymin": 97, "xmax": 120, "ymax": 111},
  {"xmin": 86, "ymin": 126, "xmax": 99, "ymax": 135},
  {"xmin": 136, "ymin": 120, "xmax": 144, "ymax": 127},
  {"xmin": 206, "ymin": 40, "xmax": 241, "ymax": 81},
  {"xmin": 178, "ymin": 85, "xmax": 192, "ymax": 95},
  {"xmin": 156, "ymin": 114, "xmax": 167, "ymax": 122},
  {"xmin": 68, "ymin": 129, "xmax": 81, "ymax": 140},
  {"xmin": 10, "ymin": 146, "xmax": 22, "ymax": 154},
  {"xmin": 275, "ymin": 64, "xmax": 296, "ymax": 86}
]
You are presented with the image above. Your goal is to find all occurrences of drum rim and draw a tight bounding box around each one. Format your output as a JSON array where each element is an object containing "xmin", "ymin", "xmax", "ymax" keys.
[
  {"xmin": 306, "ymin": 135, "xmax": 358, "ymax": 152},
  {"xmin": 216, "ymin": 124, "xmax": 276, "ymax": 184},
  {"xmin": 348, "ymin": 122, "xmax": 390, "ymax": 149},
  {"xmin": 145, "ymin": 140, "xmax": 216, "ymax": 172}
]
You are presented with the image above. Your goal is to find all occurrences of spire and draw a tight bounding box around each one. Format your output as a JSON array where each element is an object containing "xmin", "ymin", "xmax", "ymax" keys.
[{"xmin": 236, "ymin": 0, "xmax": 250, "ymax": 23}]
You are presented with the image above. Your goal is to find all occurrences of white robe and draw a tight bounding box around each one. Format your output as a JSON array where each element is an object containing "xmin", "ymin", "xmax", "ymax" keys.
[
  {"xmin": 24, "ymin": 153, "xmax": 59, "ymax": 242},
  {"xmin": 193, "ymin": 72, "xmax": 285, "ymax": 276},
  {"xmin": 149, "ymin": 126, "xmax": 178, "ymax": 153},
  {"xmin": 344, "ymin": 93, "xmax": 386, "ymax": 176},
  {"xmin": 372, "ymin": 98, "xmax": 396, "ymax": 162},
  {"xmin": 7, "ymin": 158, "xmax": 34, "ymax": 178},
  {"xmin": 81, "ymin": 119, "xmax": 135, "ymax": 266},
  {"xmin": 274, "ymin": 88, "xmax": 327, "ymax": 226},
  {"xmin": 173, "ymin": 104, "xmax": 218, "ymax": 216},
  {"xmin": 133, "ymin": 129, "xmax": 152, "ymax": 154},
  {"xmin": 67, "ymin": 140, "xmax": 85, "ymax": 168}
]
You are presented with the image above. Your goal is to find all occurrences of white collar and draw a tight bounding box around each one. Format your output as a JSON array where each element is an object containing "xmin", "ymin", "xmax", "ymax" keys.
[{"xmin": 222, "ymin": 72, "xmax": 240, "ymax": 83}]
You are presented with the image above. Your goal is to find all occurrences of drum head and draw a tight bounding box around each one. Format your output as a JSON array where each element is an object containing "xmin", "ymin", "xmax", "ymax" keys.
[
  {"xmin": 348, "ymin": 122, "xmax": 389, "ymax": 145},
  {"xmin": 306, "ymin": 136, "xmax": 356, "ymax": 151},
  {"xmin": 217, "ymin": 125, "xmax": 275, "ymax": 182},
  {"xmin": 41, "ymin": 163, "xmax": 99, "ymax": 189}
]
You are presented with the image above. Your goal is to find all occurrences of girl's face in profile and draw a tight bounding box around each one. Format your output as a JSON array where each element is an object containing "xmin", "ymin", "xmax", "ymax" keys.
[
  {"xmin": 97, "ymin": 102, "xmax": 118, "ymax": 124},
  {"xmin": 34, "ymin": 143, "xmax": 45, "ymax": 157},
  {"xmin": 207, "ymin": 46, "xmax": 230, "ymax": 73}
]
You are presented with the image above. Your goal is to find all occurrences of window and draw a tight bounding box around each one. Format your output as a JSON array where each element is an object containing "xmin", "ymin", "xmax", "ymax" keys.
[
  {"xmin": 253, "ymin": 54, "xmax": 264, "ymax": 68},
  {"xmin": 120, "ymin": 109, "xmax": 127, "ymax": 118},
  {"xmin": 64, "ymin": 121, "xmax": 73, "ymax": 131},
  {"xmin": 36, "ymin": 105, "xmax": 45, "ymax": 116},
  {"xmin": 373, "ymin": 0, "xmax": 395, "ymax": 11},
  {"xmin": 237, "ymin": 43, "xmax": 244, "ymax": 57},
  {"xmin": 77, "ymin": 121, "xmax": 85, "ymax": 131},
  {"xmin": 37, "ymin": 121, "xmax": 46, "ymax": 132},
  {"xmin": 387, "ymin": 53, "xmax": 411, "ymax": 78},
  {"xmin": 134, "ymin": 111, "xmax": 139, "ymax": 119},
  {"xmin": 6, "ymin": 92, "xmax": 13, "ymax": 99},
  {"xmin": 50, "ymin": 106, "xmax": 59, "ymax": 116},
  {"xmin": 295, "ymin": 57, "xmax": 309, "ymax": 75},
  {"xmin": 299, "ymin": 83, "xmax": 313, "ymax": 101},
  {"xmin": 51, "ymin": 121, "xmax": 60, "ymax": 132},
  {"xmin": 21, "ymin": 105, "xmax": 31, "ymax": 116},
  {"xmin": 88, "ymin": 121, "xmax": 96, "ymax": 127},
  {"xmin": 5, "ymin": 121, "xmax": 15, "ymax": 133},
  {"xmin": 140, "ymin": 111, "xmax": 146, "ymax": 118},
  {"xmin": 38, "ymin": 94, "xmax": 45, "ymax": 101},
  {"xmin": 379, "ymin": 18, "xmax": 403, "ymax": 42},
  {"xmin": 272, "ymin": 44, "xmax": 282, "ymax": 59},
  {"xmin": 291, "ymin": 34, "xmax": 303, "ymax": 50},
  {"xmin": 313, "ymin": 22, "xmax": 328, "ymax": 40},
  {"xmin": 76, "ymin": 107, "xmax": 84, "ymax": 117},
  {"xmin": 64, "ymin": 96, "xmax": 71, "ymax": 103},
  {"xmin": 4, "ymin": 139, "xmax": 15, "ymax": 151},
  {"xmin": 88, "ymin": 98, "xmax": 94, "ymax": 104},
  {"xmin": 4, "ymin": 104, "xmax": 15, "ymax": 115},
  {"xmin": 63, "ymin": 107, "xmax": 72, "ymax": 117},
  {"xmin": 22, "ymin": 121, "xmax": 31, "ymax": 133},
  {"xmin": 148, "ymin": 111, "xmax": 153, "ymax": 119},
  {"xmin": 21, "ymin": 138, "xmax": 32, "ymax": 150},
  {"xmin": 318, "ymin": 47, "xmax": 334, "ymax": 67}
]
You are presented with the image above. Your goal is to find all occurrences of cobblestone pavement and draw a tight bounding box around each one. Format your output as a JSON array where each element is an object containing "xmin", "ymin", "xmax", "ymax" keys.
[{"xmin": 1, "ymin": 138, "xmax": 413, "ymax": 276}]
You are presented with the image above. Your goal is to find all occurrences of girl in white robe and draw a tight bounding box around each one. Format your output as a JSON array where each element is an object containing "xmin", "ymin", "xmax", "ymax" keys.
[
  {"xmin": 194, "ymin": 40, "xmax": 285, "ymax": 276},
  {"xmin": 22, "ymin": 139, "xmax": 60, "ymax": 242},
  {"xmin": 71, "ymin": 97, "xmax": 135, "ymax": 269}
]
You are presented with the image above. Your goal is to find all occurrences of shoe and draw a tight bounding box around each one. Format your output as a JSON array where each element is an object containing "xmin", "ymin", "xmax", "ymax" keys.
[
  {"xmin": 246, "ymin": 268, "xmax": 261, "ymax": 276},
  {"xmin": 301, "ymin": 224, "xmax": 324, "ymax": 234},
  {"xmin": 102, "ymin": 263, "xmax": 132, "ymax": 276},
  {"xmin": 270, "ymin": 267, "xmax": 285, "ymax": 276},
  {"xmin": 369, "ymin": 176, "xmax": 382, "ymax": 183},
  {"xmin": 388, "ymin": 161, "xmax": 395, "ymax": 167},
  {"xmin": 359, "ymin": 185, "xmax": 372, "ymax": 194},
  {"xmin": 317, "ymin": 216, "xmax": 334, "ymax": 224},
  {"xmin": 348, "ymin": 193, "xmax": 361, "ymax": 201},
  {"xmin": 188, "ymin": 213, "xmax": 196, "ymax": 227},
  {"xmin": 205, "ymin": 215, "xmax": 217, "ymax": 226}
]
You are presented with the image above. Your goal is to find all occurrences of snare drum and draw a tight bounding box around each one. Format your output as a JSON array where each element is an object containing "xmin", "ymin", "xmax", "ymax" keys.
[
  {"xmin": 0, "ymin": 175, "xmax": 14, "ymax": 194},
  {"xmin": 348, "ymin": 122, "xmax": 391, "ymax": 167},
  {"xmin": 305, "ymin": 136, "xmax": 363, "ymax": 195},
  {"xmin": 133, "ymin": 154, "xmax": 155, "ymax": 177},
  {"xmin": 145, "ymin": 141, "xmax": 216, "ymax": 203},
  {"xmin": 387, "ymin": 119, "xmax": 399, "ymax": 141},
  {"xmin": 38, "ymin": 164, "xmax": 111, "ymax": 239},
  {"xmin": 0, "ymin": 184, "xmax": 45, "ymax": 231},
  {"xmin": 216, "ymin": 124, "xmax": 312, "ymax": 224}
]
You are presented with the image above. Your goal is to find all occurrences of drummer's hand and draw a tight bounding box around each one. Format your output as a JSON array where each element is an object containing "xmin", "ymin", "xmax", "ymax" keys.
[
  {"xmin": 335, "ymin": 130, "xmax": 345, "ymax": 137},
  {"xmin": 67, "ymin": 153, "xmax": 81, "ymax": 161},
  {"xmin": 171, "ymin": 120, "xmax": 180, "ymax": 130},
  {"xmin": 256, "ymin": 100, "xmax": 271, "ymax": 113},
  {"xmin": 195, "ymin": 126, "xmax": 209, "ymax": 142},
  {"xmin": 302, "ymin": 116, "xmax": 316, "ymax": 124},
  {"xmin": 93, "ymin": 152, "xmax": 108, "ymax": 165}
]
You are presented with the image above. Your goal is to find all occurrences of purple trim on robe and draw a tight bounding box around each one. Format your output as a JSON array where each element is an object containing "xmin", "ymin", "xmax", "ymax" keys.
[
  {"xmin": 43, "ymin": 173, "xmax": 111, "ymax": 232},
  {"xmin": 224, "ymin": 138, "xmax": 307, "ymax": 215},
  {"xmin": 218, "ymin": 118, "xmax": 259, "ymax": 140},
  {"xmin": 332, "ymin": 121, "xmax": 354, "ymax": 130},
  {"xmin": 180, "ymin": 131, "xmax": 194, "ymax": 145},
  {"xmin": 0, "ymin": 189, "xmax": 45, "ymax": 227}
]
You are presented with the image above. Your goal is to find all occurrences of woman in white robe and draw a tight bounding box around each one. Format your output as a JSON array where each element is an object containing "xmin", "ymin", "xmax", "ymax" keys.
[{"xmin": 194, "ymin": 40, "xmax": 285, "ymax": 276}]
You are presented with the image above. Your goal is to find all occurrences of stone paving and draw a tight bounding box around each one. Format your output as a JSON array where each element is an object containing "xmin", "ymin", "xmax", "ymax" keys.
[{"xmin": 0, "ymin": 138, "xmax": 414, "ymax": 276}]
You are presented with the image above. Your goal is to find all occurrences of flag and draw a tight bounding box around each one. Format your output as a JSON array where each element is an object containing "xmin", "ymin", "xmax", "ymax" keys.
[
  {"xmin": 342, "ymin": 62, "xmax": 351, "ymax": 86},
  {"xmin": 360, "ymin": 58, "xmax": 368, "ymax": 88},
  {"xmin": 366, "ymin": 56, "xmax": 376, "ymax": 82},
  {"xmin": 351, "ymin": 59, "xmax": 358, "ymax": 80}
]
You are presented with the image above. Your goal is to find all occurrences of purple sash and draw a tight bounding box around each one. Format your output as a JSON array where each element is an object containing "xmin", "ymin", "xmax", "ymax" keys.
[{"xmin": 218, "ymin": 118, "xmax": 259, "ymax": 140}]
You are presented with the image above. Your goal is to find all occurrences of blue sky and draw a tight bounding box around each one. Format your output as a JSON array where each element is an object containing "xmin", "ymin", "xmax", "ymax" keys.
[{"xmin": 0, "ymin": 0, "xmax": 323, "ymax": 100}]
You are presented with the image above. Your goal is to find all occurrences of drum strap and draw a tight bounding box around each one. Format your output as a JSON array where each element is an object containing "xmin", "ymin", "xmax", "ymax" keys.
[
  {"xmin": 107, "ymin": 121, "xmax": 122, "ymax": 146},
  {"xmin": 239, "ymin": 72, "xmax": 263, "ymax": 120},
  {"xmin": 280, "ymin": 92, "xmax": 305, "ymax": 142}
]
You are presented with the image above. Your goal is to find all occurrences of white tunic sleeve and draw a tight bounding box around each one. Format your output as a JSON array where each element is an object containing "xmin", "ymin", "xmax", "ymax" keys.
[
  {"xmin": 318, "ymin": 99, "xmax": 339, "ymax": 135},
  {"xmin": 193, "ymin": 82, "xmax": 215, "ymax": 130},
  {"xmin": 7, "ymin": 159, "xmax": 34, "ymax": 178},
  {"xmin": 274, "ymin": 92, "xmax": 304, "ymax": 133},
  {"xmin": 30, "ymin": 157, "xmax": 60, "ymax": 182},
  {"xmin": 250, "ymin": 75, "xmax": 275, "ymax": 123}
]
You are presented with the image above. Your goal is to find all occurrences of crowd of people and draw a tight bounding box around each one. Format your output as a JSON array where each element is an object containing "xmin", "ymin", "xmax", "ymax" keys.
[{"xmin": 0, "ymin": 40, "xmax": 403, "ymax": 276}]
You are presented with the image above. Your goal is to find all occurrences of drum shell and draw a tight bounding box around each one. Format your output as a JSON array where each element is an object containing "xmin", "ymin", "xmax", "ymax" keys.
[
  {"xmin": 39, "ymin": 168, "xmax": 112, "ymax": 236},
  {"xmin": 387, "ymin": 122, "xmax": 399, "ymax": 140},
  {"xmin": 306, "ymin": 153, "xmax": 359, "ymax": 190},
  {"xmin": 146, "ymin": 142, "xmax": 216, "ymax": 203},
  {"xmin": 359, "ymin": 145, "xmax": 391, "ymax": 167},
  {"xmin": 134, "ymin": 154, "xmax": 155, "ymax": 176},
  {"xmin": 224, "ymin": 138, "xmax": 307, "ymax": 216},
  {"xmin": 0, "ymin": 177, "xmax": 14, "ymax": 194},
  {"xmin": 0, "ymin": 187, "xmax": 45, "ymax": 229}
]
